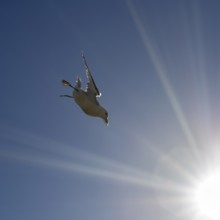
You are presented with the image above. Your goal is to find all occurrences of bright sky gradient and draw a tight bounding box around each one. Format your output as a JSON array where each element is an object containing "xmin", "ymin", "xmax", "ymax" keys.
[{"xmin": 1, "ymin": 1, "xmax": 220, "ymax": 220}]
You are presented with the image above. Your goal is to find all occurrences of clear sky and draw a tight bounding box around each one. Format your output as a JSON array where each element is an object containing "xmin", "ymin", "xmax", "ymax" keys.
[{"xmin": 1, "ymin": 0, "xmax": 220, "ymax": 220}]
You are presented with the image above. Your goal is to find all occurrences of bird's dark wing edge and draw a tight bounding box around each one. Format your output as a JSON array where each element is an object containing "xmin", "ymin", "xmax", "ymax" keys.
[{"xmin": 82, "ymin": 52, "xmax": 101, "ymax": 97}]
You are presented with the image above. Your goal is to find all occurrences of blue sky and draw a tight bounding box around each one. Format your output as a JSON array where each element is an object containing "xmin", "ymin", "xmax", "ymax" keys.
[{"xmin": 1, "ymin": 0, "xmax": 220, "ymax": 220}]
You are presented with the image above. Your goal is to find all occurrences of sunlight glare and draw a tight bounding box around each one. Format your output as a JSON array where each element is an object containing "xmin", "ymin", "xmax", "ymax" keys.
[{"xmin": 194, "ymin": 173, "xmax": 220, "ymax": 220}]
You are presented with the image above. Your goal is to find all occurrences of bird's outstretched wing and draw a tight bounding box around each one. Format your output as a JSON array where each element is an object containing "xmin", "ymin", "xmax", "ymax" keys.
[{"xmin": 82, "ymin": 53, "xmax": 101, "ymax": 97}]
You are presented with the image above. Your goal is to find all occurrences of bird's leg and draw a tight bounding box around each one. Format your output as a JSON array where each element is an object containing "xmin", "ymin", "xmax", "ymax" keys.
[
  {"xmin": 61, "ymin": 80, "xmax": 79, "ymax": 91},
  {"xmin": 60, "ymin": 95, "xmax": 73, "ymax": 98},
  {"xmin": 62, "ymin": 80, "xmax": 74, "ymax": 88}
]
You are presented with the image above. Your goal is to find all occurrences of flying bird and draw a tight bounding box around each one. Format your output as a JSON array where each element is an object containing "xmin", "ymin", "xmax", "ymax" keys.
[{"xmin": 60, "ymin": 53, "xmax": 109, "ymax": 125}]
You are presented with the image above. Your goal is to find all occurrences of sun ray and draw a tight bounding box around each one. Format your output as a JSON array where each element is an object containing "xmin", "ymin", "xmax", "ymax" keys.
[
  {"xmin": 0, "ymin": 124, "xmax": 160, "ymax": 188},
  {"xmin": 0, "ymin": 124, "xmax": 151, "ymax": 178},
  {"xmin": 126, "ymin": 0, "xmax": 201, "ymax": 161},
  {"xmin": 0, "ymin": 148, "xmax": 162, "ymax": 189},
  {"xmin": 0, "ymin": 124, "xmax": 198, "ymax": 194},
  {"xmin": 192, "ymin": 0, "xmax": 213, "ymax": 145},
  {"xmin": 179, "ymin": 0, "xmax": 212, "ymax": 146}
]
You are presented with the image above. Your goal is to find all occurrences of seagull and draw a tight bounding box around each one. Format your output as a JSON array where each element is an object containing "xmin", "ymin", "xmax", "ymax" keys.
[{"xmin": 60, "ymin": 53, "xmax": 109, "ymax": 125}]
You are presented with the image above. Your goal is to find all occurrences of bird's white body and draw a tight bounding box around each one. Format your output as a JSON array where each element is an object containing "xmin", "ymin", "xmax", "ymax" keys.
[
  {"xmin": 73, "ymin": 89, "xmax": 102, "ymax": 116},
  {"xmin": 61, "ymin": 53, "xmax": 108, "ymax": 125}
]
